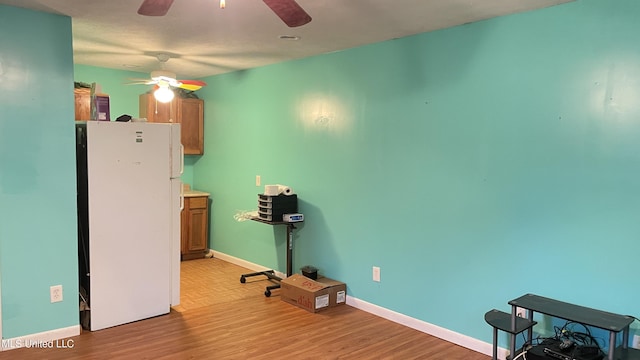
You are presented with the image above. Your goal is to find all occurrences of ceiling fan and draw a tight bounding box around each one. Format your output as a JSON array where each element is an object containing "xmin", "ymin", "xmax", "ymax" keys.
[
  {"xmin": 137, "ymin": 0, "xmax": 312, "ymax": 28},
  {"xmin": 129, "ymin": 53, "xmax": 207, "ymax": 103}
]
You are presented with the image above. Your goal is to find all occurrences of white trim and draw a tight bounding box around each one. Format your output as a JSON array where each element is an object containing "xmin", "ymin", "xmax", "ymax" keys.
[
  {"xmin": 1, "ymin": 325, "xmax": 80, "ymax": 351},
  {"xmin": 212, "ymin": 251, "xmax": 286, "ymax": 279},
  {"xmin": 347, "ymin": 296, "xmax": 510, "ymax": 359},
  {"xmin": 214, "ymin": 250, "xmax": 509, "ymax": 359}
]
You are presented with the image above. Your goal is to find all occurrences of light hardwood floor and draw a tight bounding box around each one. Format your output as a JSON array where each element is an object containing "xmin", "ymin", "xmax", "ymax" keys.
[{"xmin": 0, "ymin": 258, "xmax": 490, "ymax": 359}]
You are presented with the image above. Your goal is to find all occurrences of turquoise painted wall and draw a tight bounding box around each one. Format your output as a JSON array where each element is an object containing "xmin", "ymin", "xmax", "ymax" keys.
[
  {"xmin": 73, "ymin": 64, "xmax": 197, "ymax": 186},
  {"xmin": 195, "ymin": 0, "xmax": 640, "ymax": 346},
  {"xmin": 0, "ymin": 6, "xmax": 78, "ymax": 338}
]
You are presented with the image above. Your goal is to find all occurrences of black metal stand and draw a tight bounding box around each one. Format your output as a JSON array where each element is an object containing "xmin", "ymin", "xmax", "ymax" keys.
[
  {"xmin": 486, "ymin": 294, "xmax": 637, "ymax": 360},
  {"xmin": 507, "ymin": 294, "xmax": 636, "ymax": 360},
  {"xmin": 240, "ymin": 218, "xmax": 297, "ymax": 297}
]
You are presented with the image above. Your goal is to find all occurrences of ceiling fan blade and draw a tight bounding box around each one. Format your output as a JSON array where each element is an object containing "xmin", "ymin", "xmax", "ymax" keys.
[
  {"xmin": 125, "ymin": 77, "xmax": 158, "ymax": 85},
  {"xmin": 263, "ymin": 0, "xmax": 312, "ymax": 28},
  {"xmin": 177, "ymin": 80, "xmax": 207, "ymax": 91},
  {"xmin": 127, "ymin": 77, "xmax": 156, "ymax": 83},
  {"xmin": 177, "ymin": 84, "xmax": 203, "ymax": 91},
  {"xmin": 137, "ymin": 0, "xmax": 175, "ymax": 16}
]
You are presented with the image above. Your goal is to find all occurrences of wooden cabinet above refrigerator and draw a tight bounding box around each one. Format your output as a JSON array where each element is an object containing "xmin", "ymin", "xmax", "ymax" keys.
[{"xmin": 139, "ymin": 94, "xmax": 204, "ymax": 155}]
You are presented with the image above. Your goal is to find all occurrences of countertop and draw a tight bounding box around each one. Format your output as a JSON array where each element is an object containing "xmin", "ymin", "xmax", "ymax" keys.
[{"xmin": 184, "ymin": 189, "xmax": 210, "ymax": 197}]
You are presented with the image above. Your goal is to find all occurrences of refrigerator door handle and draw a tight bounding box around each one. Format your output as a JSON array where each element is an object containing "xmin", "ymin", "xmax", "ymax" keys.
[
  {"xmin": 180, "ymin": 183, "xmax": 185, "ymax": 211},
  {"xmin": 180, "ymin": 144, "xmax": 184, "ymax": 175}
]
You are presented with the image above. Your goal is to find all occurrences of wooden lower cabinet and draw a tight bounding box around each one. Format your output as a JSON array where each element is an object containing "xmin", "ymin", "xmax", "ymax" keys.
[{"xmin": 181, "ymin": 195, "xmax": 209, "ymax": 260}]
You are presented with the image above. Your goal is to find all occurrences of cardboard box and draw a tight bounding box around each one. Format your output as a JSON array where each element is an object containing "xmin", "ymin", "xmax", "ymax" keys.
[{"xmin": 280, "ymin": 274, "xmax": 346, "ymax": 313}]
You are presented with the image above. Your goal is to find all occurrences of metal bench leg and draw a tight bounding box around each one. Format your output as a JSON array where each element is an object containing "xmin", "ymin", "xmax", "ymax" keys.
[
  {"xmin": 608, "ymin": 331, "xmax": 615, "ymax": 360},
  {"xmin": 492, "ymin": 326, "xmax": 498, "ymax": 360}
]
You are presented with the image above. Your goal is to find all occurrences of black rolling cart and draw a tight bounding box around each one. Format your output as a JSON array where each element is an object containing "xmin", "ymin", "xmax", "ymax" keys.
[
  {"xmin": 239, "ymin": 218, "xmax": 299, "ymax": 297},
  {"xmin": 240, "ymin": 192, "xmax": 301, "ymax": 297}
]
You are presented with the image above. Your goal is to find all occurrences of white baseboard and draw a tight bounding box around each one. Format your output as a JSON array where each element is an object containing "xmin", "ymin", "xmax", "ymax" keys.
[
  {"xmin": 212, "ymin": 251, "xmax": 286, "ymax": 279},
  {"xmin": 1, "ymin": 325, "xmax": 81, "ymax": 351},
  {"xmin": 347, "ymin": 296, "xmax": 510, "ymax": 359},
  {"xmin": 213, "ymin": 250, "xmax": 509, "ymax": 359}
]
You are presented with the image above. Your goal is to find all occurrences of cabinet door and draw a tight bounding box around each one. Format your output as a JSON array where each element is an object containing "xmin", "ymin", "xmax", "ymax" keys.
[
  {"xmin": 187, "ymin": 207, "xmax": 208, "ymax": 252},
  {"xmin": 139, "ymin": 93, "xmax": 176, "ymax": 123},
  {"xmin": 180, "ymin": 196, "xmax": 209, "ymax": 260},
  {"xmin": 75, "ymin": 88, "xmax": 91, "ymax": 120},
  {"xmin": 176, "ymin": 98, "xmax": 204, "ymax": 155}
]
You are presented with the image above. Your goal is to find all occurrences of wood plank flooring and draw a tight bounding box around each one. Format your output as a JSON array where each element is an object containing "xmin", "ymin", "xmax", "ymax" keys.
[{"xmin": 0, "ymin": 258, "xmax": 490, "ymax": 359}]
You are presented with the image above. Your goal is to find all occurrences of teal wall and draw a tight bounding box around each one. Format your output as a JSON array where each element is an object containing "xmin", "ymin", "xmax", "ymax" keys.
[
  {"xmin": 194, "ymin": 0, "xmax": 640, "ymax": 345},
  {"xmin": 0, "ymin": 6, "xmax": 78, "ymax": 338},
  {"xmin": 73, "ymin": 64, "xmax": 197, "ymax": 186}
]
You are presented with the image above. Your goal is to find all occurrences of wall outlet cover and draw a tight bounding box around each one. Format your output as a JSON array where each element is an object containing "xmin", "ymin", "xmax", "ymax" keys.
[
  {"xmin": 50, "ymin": 285, "xmax": 63, "ymax": 303},
  {"xmin": 372, "ymin": 266, "xmax": 381, "ymax": 282}
]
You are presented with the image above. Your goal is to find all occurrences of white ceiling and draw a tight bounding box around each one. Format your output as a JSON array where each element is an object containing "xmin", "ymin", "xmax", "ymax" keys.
[{"xmin": 1, "ymin": 0, "xmax": 573, "ymax": 80}]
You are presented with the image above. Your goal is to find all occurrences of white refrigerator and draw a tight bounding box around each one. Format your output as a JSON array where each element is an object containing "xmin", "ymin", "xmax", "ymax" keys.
[{"xmin": 76, "ymin": 121, "xmax": 183, "ymax": 331}]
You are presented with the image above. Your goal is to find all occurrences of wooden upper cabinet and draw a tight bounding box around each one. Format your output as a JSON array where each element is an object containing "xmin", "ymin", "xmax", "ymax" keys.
[
  {"xmin": 139, "ymin": 93, "xmax": 176, "ymax": 123},
  {"xmin": 177, "ymin": 98, "xmax": 204, "ymax": 155},
  {"xmin": 74, "ymin": 88, "xmax": 91, "ymax": 120},
  {"xmin": 139, "ymin": 94, "xmax": 204, "ymax": 155}
]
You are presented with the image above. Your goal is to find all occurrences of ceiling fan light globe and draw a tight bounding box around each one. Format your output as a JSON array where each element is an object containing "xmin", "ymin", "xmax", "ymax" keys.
[{"xmin": 154, "ymin": 86, "xmax": 175, "ymax": 103}]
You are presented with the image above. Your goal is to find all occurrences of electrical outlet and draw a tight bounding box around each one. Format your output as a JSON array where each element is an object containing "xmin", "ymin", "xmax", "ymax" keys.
[
  {"xmin": 372, "ymin": 266, "xmax": 381, "ymax": 282},
  {"xmin": 50, "ymin": 285, "xmax": 63, "ymax": 303},
  {"xmin": 632, "ymin": 335, "xmax": 640, "ymax": 349},
  {"xmin": 516, "ymin": 307, "xmax": 527, "ymax": 318},
  {"xmin": 256, "ymin": 175, "xmax": 261, "ymax": 187}
]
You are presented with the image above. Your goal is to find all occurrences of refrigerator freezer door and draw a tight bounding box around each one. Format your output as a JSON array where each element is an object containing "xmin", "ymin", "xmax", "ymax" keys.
[
  {"xmin": 86, "ymin": 121, "xmax": 172, "ymax": 331},
  {"xmin": 169, "ymin": 123, "xmax": 183, "ymax": 178}
]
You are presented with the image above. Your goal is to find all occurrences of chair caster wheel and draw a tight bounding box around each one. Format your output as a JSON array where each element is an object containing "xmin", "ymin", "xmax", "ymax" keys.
[
  {"xmin": 265, "ymin": 290, "xmax": 271, "ymax": 297},
  {"xmin": 240, "ymin": 276, "xmax": 246, "ymax": 284}
]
